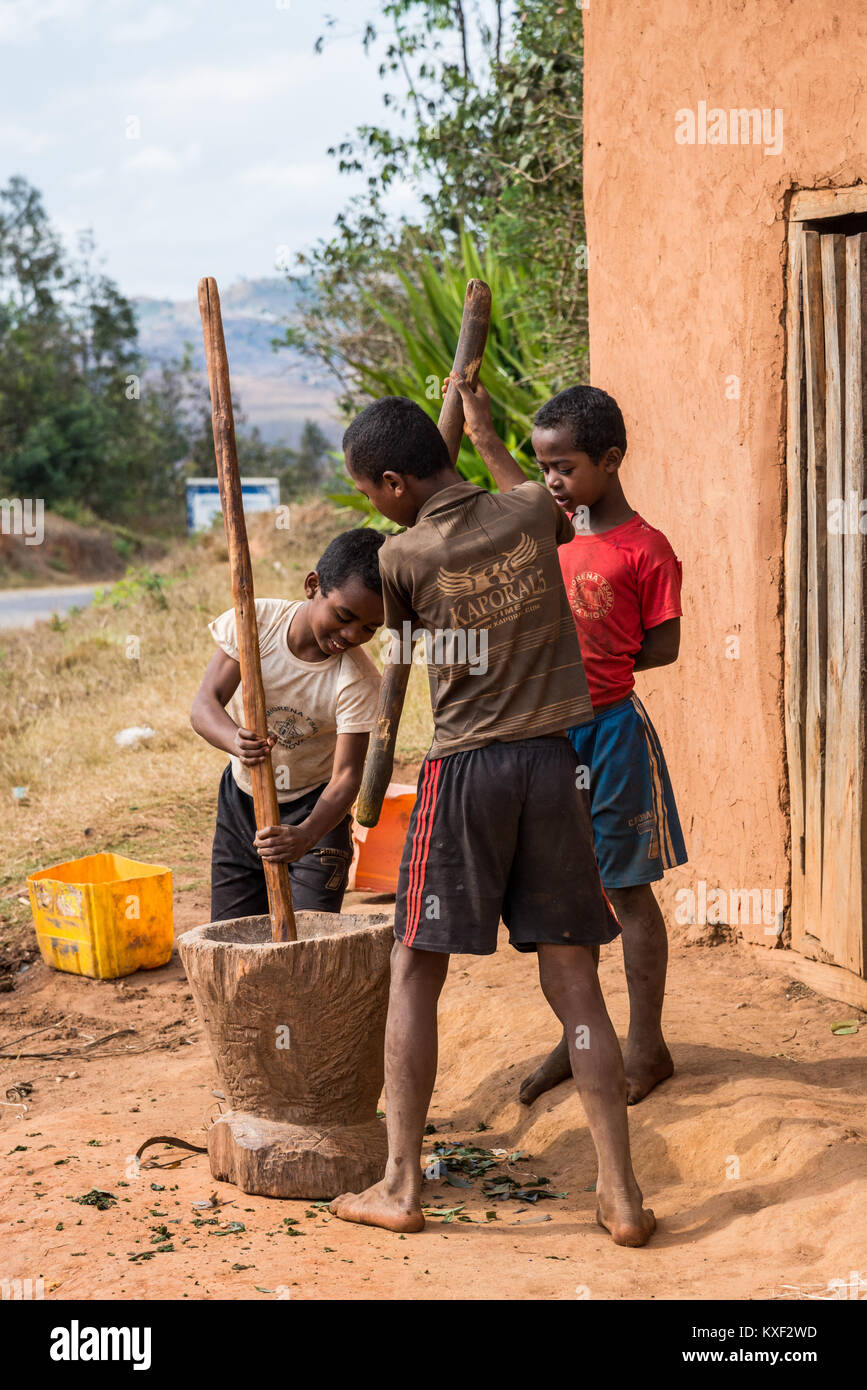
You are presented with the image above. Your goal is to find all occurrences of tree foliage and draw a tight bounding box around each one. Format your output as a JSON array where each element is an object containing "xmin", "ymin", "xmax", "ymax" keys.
[
  {"xmin": 283, "ymin": 1, "xmax": 587, "ymax": 412},
  {"xmin": 0, "ymin": 178, "xmax": 330, "ymax": 530}
]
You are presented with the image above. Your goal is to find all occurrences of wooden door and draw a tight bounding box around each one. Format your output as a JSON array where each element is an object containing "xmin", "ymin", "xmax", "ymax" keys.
[{"xmin": 785, "ymin": 226, "xmax": 867, "ymax": 978}]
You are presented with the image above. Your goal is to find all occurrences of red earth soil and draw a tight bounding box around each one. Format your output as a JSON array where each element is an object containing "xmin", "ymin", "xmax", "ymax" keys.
[{"xmin": 1, "ymin": 887, "xmax": 865, "ymax": 1301}]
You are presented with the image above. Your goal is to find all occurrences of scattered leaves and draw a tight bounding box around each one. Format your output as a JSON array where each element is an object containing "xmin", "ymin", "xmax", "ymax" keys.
[
  {"xmin": 211, "ymin": 1221, "xmax": 245, "ymax": 1236},
  {"xmin": 69, "ymin": 1188, "xmax": 116, "ymax": 1211}
]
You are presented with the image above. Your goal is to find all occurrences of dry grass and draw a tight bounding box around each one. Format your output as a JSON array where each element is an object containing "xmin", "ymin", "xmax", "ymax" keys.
[{"xmin": 0, "ymin": 502, "xmax": 432, "ymax": 943}]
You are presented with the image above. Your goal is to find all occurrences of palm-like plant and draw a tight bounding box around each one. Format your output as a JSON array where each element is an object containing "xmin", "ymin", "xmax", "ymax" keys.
[{"xmin": 329, "ymin": 230, "xmax": 580, "ymax": 523}]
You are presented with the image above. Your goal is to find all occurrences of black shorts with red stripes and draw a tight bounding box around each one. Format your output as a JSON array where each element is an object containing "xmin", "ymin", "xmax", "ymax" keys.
[{"xmin": 394, "ymin": 735, "xmax": 621, "ymax": 955}]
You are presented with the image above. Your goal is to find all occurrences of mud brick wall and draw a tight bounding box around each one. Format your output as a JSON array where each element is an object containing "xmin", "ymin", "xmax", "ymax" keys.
[{"xmin": 582, "ymin": 0, "xmax": 867, "ymax": 944}]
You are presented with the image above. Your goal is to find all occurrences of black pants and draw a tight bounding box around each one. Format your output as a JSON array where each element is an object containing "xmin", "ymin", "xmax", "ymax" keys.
[{"xmin": 210, "ymin": 765, "xmax": 353, "ymax": 920}]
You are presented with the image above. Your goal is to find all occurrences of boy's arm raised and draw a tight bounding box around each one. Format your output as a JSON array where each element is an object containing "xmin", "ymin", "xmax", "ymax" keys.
[{"xmin": 445, "ymin": 372, "xmax": 527, "ymax": 492}]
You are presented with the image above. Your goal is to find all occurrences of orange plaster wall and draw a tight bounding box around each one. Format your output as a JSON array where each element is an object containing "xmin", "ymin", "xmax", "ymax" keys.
[{"xmin": 582, "ymin": 0, "xmax": 867, "ymax": 944}]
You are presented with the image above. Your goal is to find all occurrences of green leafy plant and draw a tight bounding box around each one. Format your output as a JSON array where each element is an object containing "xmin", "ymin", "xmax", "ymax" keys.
[
  {"xmin": 329, "ymin": 230, "xmax": 553, "ymax": 523},
  {"xmin": 284, "ymin": 3, "xmax": 587, "ymax": 411},
  {"xmin": 93, "ymin": 567, "xmax": 171, "ymax": 610}
]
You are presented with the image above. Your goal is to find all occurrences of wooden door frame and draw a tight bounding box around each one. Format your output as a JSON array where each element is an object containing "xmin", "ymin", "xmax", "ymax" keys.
[
  {"xmin": 784, "ymin": 184, "xmax": 867, "ymax": 983},
  {"xmin": 790, "ymin": 187, "xmax": 867, "ymax": 222}
]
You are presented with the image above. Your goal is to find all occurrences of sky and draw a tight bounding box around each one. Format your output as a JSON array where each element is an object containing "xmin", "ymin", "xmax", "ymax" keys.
[{"xmin": 0, "ymin": 0, "xmax": 418, "ymax": 299}]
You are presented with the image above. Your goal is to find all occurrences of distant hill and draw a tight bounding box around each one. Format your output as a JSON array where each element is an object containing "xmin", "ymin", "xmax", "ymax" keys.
[{"xmin": 132, "ymin": 277, "xmax": 341, "ymax": 447}]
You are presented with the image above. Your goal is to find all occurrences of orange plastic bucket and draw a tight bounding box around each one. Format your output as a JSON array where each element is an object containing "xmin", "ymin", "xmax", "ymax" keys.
[{"xmin": 350, "ymin": 783, "xmax": 417, "ymax": 894}]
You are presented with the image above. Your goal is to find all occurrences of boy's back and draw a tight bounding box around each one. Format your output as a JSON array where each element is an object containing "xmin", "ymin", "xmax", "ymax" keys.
[{"xmin": 380, "ymin": 478, "xmax": 593, "ymax": 754}]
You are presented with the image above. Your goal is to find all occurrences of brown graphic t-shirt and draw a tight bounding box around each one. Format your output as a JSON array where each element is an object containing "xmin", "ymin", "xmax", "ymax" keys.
[{"xmin": 379, "ymin": 481, "xmax": 593, "ymax": 757}]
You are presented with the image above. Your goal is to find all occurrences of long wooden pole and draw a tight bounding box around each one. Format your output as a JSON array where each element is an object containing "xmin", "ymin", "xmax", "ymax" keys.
[
  {"xmin": 198, "ymin": 276, "xmax": 296, "ymax": 943},
  {"xmin": 355, "ymin": 277, "xmax": 492, "ymax": 827}
]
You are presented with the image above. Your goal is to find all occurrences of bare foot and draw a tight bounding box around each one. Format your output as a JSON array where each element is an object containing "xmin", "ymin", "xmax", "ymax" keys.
[
  {"xmin": 330, "ymin": 1179, "xmax": 425, "ymax": 1234},
  {"xmin": 519, "ymin": 1035, "xmax": 572, "ymax": 1105},
  {"xmin": 596, "ymin": 1190, "xmax": 656, "ymax": 1247},
  {"xmin": 624, "ymin": 1040, "xmax": 674, "ymax": 1105}
]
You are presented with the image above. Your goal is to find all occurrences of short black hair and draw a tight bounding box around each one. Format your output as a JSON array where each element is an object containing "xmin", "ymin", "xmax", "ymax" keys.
[
  {"xmin": 316, "ymin": 528, "xmax": 386, "ymax": 597},
  {"xmin": 343, "ymin": 396, "xmax": 451, "ymax": 483},
  {"xmin": 533, "ymin": 386, "xmax": 627, "ymax": 462}
]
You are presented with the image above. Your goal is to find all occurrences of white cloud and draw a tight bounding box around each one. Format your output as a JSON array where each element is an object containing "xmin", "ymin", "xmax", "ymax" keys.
[
  {"xmin": 63, "ymin": 166, "xmax": 106, "ymax": 189},
  {"xmin": 130, "ymin": 56, "xmax": 296, "ymax": 108},
  {"xmin": 0, "ymin": 119, "xmax": 57, "ymax": 153},
  {"xmin": 0, "ymin": 0, "xmax": 196, "ymax": 45},
  {"xmin": 0, "ymin": 0, "xmax": 85, "ymax": 44},
  {"xmin": 108, "ymin": 3, "xmax": 193, "ymax": 45},
  {"xmin": 128, "ymin": 44, "xmax": 365, "ymax": 112},
  {"xmin": 123, "ymin": 142, "xmax": 201, "ymax": 173},
  {"xmin": 241, "ymin": 161, "xmax": 332, "ymax": 191}
]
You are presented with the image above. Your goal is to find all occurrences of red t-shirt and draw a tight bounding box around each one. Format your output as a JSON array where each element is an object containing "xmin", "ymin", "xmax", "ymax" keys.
[{"xmin": 558, "ymin": 513, "xmax": 682, "ymax": 709}]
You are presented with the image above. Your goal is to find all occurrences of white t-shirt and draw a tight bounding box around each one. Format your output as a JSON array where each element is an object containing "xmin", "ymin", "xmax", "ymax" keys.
[{"xmin": 209, "ymin": 598, "xmax": 381, "ymax": 803}]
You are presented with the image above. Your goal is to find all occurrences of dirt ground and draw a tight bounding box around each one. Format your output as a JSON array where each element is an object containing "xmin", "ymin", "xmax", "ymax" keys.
[{"xmin": 1, "ymin": 859, "xmax": 865, "ymax": 1302}]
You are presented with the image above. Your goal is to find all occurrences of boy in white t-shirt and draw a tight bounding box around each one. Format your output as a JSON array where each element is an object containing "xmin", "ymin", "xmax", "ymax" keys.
[{"xmin": 190, "ymin": 529, "xmax": 385, "ymax": 918}]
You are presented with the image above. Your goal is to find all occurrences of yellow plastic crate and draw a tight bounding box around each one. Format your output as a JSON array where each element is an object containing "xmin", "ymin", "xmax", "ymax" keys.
[{"xmin": 27, "ymin": 852, "xmax": 173, "ymax": 980}]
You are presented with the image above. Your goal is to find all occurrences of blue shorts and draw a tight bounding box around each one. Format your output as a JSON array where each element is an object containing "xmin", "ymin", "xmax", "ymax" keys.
[{"xmin": 567, "ymin": 694, "xmax": 687, "ymax": 890}]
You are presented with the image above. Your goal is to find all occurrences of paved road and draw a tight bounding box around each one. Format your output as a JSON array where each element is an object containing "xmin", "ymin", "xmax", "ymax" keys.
[{"xmin": 0, "ymin": 584, "xmax": 99, "ymax": 630}]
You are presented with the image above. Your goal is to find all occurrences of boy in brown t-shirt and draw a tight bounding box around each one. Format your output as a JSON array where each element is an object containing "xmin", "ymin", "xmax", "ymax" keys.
[{"xmin": 329, "ymin": 395, "xmax": 655, "ymax": 1248}]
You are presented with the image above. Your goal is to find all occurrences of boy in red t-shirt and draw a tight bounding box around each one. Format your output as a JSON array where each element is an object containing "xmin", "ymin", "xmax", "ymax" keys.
[{"xmin": 448, "ymin": 375, "xmax": 687, "ymax": 1106}]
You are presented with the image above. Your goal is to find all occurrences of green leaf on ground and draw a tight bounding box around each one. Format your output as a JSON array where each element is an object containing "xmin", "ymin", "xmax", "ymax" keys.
[{"xmin": 69, "ymin": 1188, "xmax": 116, "ymax": 1210}]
